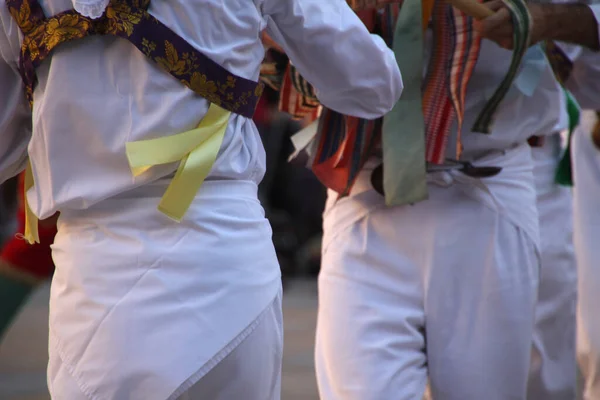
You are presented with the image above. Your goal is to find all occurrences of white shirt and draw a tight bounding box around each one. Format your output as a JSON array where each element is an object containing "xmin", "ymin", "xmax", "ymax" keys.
[{"xmin": 0, "ymin": 0, "xmax": 402, "ymax": 219}]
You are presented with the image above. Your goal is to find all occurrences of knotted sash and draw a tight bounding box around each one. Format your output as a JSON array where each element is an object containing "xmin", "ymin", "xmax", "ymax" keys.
[
  {"xmin": 263, "ymin": 0, "xmax": 533, "ymax": 205},
  {"xmin": 381, "ymin": 0, "xmax": 532, "ymax": 206}
]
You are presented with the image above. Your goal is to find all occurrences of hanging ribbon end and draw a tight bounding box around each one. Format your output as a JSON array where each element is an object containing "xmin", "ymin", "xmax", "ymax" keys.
[
  {"xmin": 471, "ymin": 121, "xmax": 492, "ymax": 135},
  {"xmin": 157, "ymin": 204, "xmax": 184, "ymax": 223},
  {"xmin": 383, "ymin": 182, "xmax": 429, "ymax": 207},
  {"xmin": 16, "ymin": 232, "xmax": 39, "ymax": 245},
  {"xmin": 384, "ymin": 192, "xmax": 429, "ymax": 207},
  {"xmin": 23, "ymin": 162, "xmax": 40, "ymax": 245}
]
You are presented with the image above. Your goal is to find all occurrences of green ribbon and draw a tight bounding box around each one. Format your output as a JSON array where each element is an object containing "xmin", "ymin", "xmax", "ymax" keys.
[
  {"xmin": 472, "ymin": 0, "xmax": 532, "ymax": 133},
  {"xmin": 555, "ymin": 89, "xmax": 580, "ymax": 186},
  {"xmin": 381, "ymin": 0, "xmax": 428, "ymax": 207}
]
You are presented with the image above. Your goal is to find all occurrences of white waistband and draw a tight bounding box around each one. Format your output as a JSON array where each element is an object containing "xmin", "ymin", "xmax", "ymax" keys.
[
  {"xmin": 59, "ymin": 179, "xmax": 259, "ymax": 221},
  {"xmin": 340, "ymin": 142, "xmax": 539, "ymax": 246},
  {"xmin": 352, "ymin": 142, "xmax": 532, "ymax": 196}
]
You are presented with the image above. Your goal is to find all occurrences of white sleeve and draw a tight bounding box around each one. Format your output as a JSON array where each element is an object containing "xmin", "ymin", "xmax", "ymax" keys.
[
  {"xmin": 557, "ymin": 5, "xmax": 600, "ymax": 110},
  {"xmin": 261, "ymin": 0, "xmax": 403, "ymax": 120},
  {"xmin": 563, "ymin": 48, "xmax": 600, "ymax": 110},
  {"xmin": 0, "ymin": 9, "xmax": 32, "ymax": 184},
  {"xmin": 589, "ymin": 4, "xmax": 600, "ymax": 48}
]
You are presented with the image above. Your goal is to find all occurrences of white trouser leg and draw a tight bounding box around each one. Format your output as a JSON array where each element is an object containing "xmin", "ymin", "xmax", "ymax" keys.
[
  {"xmin": 572, "ymin": 113, "xmax": 600, "ymax": 400},
  {"xmin": 527, "ymin": 136, "xmax": 577, "ymax": 400},
  {"xmin": 527, "ymin": 185, "xmax": 577, "ymax": 400},
  {"xmin": 577, "ymin": 315, "xmax": 600, "ymax": 400},
  {"xmin": 316, "ymin": 178, "xmax": 539, "ymax": 400},
  {"xmin": 177, "ymin": 289, "xmax": 283, "ymax": 400}
]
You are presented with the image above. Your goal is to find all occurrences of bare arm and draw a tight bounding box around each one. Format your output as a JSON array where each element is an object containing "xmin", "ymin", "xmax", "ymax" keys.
[
  {"xmin": 559, "ymin": 42, "xmax": 600, "ymax": 109},
  {"xmin": 533, "ymin": 3, "xmax": 599, "ymax": 51},
  {"xmin": 476, "ymin": 1, "xmax": 600, "ymax": 51}
]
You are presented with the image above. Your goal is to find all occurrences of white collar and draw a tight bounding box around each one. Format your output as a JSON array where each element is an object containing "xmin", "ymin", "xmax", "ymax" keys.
[{"xmin": 73, "ymin": 0, "xmax": 110, "ymax": 19}]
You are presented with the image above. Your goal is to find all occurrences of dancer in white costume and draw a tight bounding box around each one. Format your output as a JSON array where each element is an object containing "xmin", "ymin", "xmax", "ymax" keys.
[
  {"xmin": 529, "ymin": 132, "xmax": 581, "ymax": 400},
  {"xmin": 573, "ymin": 111, "xmax": 600, "ymax": 400},
  {"xmin": 0, "ymin": 0, "xmax": 402, "ymax": 398},
  {"xmin": 314, "ymin": 3, "xmax": 600, "ymax": 400},
  {"xmin": 528, "ymin": 45, "xmax": 600, "ymax": 399}
]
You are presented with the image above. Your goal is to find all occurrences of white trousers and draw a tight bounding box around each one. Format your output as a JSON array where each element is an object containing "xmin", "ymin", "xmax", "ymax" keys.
[
  {"xmin": 49, "ymin": 289, "xmax": 283, "ymax": 400},
  {"xmin": 47, "ymin": 179, "xmax": 282, "ymax": 399},
  {"xmin": 316, "ymin": 145, "xmax": 540, "ymax": 400},
  {"xmin": 572, "ymin": 112, "xmax": 600, "ymax": 400},
  {"xmin": 48, "ymin": 289, "xmax": 283, "ymax": 400},
  {"xmin": 528, "ymin": 135, "xmax": 577, "ymax": 400}
]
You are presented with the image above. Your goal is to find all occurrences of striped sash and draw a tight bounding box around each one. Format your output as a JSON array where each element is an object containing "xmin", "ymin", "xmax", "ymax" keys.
[
  {"xmin": 309, "ymin": 5, "xmax": 392, "ymax": 196},
  {"xmin": 311, "ymin": 112, "xmax": 382, "ymax": 195},
  {"xmin": 472, "ymin": 0, "xmax": 532, "ymax": 133},
  {"xmin": 278, "ymin": 63, "xmax": 321, "ymax": 121},
  {"xmin": 423, "ymin": 1, "xmax": 481, "ymax": 163},
  {"xmin": 263, "ymin": 0, "xmax": 531, "ymax": 202}
]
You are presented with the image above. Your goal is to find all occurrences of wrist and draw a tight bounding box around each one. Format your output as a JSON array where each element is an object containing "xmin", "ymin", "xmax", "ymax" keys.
[
  {"xmin": 528, "ymin": 3, "xmax": 551, "ymax": 44},
  {"xmin": 535, "ymin": 4, "xmax": 599, "ymax": 49}
]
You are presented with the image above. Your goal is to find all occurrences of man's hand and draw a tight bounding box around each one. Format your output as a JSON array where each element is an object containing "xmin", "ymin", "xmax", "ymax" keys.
[
  {"xmin": 474, "ymin": 0, "xmax": 547, "ymax": 50},
  {"xmin": 474, "ymin": 1, "xmax": 600, "ymax": 51}
]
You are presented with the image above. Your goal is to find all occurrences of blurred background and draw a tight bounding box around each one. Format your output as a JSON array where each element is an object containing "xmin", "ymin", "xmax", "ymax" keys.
[{"xmin": 0, "ymin": 85, "xmax": 324, "ymax": 400}]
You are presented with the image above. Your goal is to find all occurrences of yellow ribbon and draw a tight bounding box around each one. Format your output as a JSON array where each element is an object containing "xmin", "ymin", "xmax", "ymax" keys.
[
  {"xmin": 126, "ymin": 103, "xmax": 231, "ymax": 222},
  {"xmin": 23, "ymin": 161, "xmax": 39, "ymax": 244},
  {"xmin": 21, "ymin": 104, "xmax": 229, "ymax": 244}
]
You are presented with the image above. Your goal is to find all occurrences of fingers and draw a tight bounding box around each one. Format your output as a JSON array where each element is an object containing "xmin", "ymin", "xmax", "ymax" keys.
[
  {"xmin": 484, "ymin": 0, "xmax": 505, "ymax": 12},
  {"xmin": 483, "ymin": 7, "xmax": 512, "ymax": 32},
  {"xmin": 498, "ymin": 38, "xmax": 514, "ymax": 50},
  {"xmin": 475, "ymin": 7, "xmax": 515, "ymax": 49}
]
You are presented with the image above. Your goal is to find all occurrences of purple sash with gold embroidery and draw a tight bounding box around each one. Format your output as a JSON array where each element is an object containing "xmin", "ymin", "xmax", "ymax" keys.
[{"xmin": 7, "ymin": 0, "xmax": 263, "ymax": 118}]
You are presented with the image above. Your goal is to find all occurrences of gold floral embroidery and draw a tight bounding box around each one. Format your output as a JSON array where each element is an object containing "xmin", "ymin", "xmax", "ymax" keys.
[
  {"xmin": 8, "ymin": 0, "xmax": 263, "ymax": 116},
  {"xmin": 190, "ymin": 73, "xmax": 218, "ymax": 95},
  {"xmin": 10, "ymin": 1, "xmax": 35, "ymax": 33},
  {"xmin": 141, "ymin": 38, "xmax": 156, "ymax": 55},
  {"xmin": 156, "ymin": 41, "xmax": 188, "ymax": 75},
  {"xmin": 22, "ymin": 36, "xmax": 40, "ymax": 60},
  {"xmin": 225, "ymin": 76, "xmax": 236, "ymax": 88},
  {"xmin": 104, "ymin": 3, "xmax": 142, "ymax": 36},
  {"xmin": 44, "ymin": 15, "xmax": 90, "ymax": 49}
]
